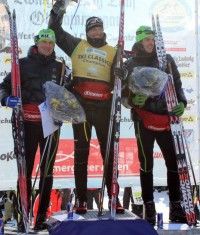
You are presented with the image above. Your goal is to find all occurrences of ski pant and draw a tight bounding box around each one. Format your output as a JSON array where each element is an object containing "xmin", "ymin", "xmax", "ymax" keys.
[
  {"xmin": 134, "ymin": 120, "xmax": 181, "ymax": 203},
  {"xmin": 123, "ymin": 187, "xmax": 133, "ymax": 209},
  {"xmin": 18, "ymin": 122, "xmax": 60, "ymax": 219},
  {"xmin": 72, "ymin": 105, "xmax": 116, "ymax": 203},
  {"xmin": 87, "ymin": 189, "xmax": 101, "ymax": 210}
]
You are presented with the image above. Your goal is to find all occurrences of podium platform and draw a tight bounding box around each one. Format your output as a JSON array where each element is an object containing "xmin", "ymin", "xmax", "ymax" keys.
[
  {"xmin": 48, "ymin": 210, "xmax": 158, "ymax": 235},
  {"xmin": 3, "ymin": 211, "xmax": 200, "ymax": 234},
  {"xmin": 47, "ymin": 210, "xmax": 200, "ymax": 235}
]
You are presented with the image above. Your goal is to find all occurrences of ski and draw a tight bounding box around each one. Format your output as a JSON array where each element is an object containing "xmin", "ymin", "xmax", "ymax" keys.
[
  {"xmin": 4, "ymin": 3, "xmax": 29, "ymax": 232},
  {"xmin": 152, "ymin": 15, "xmax": 196, "ymax": 225},
  {"xmin": 98, "ymin": 0, "xmax": 125, "ymax": 217},
  {"xmin": 110, "ymin": 0, "xmax": 125, "ymax": 219}
]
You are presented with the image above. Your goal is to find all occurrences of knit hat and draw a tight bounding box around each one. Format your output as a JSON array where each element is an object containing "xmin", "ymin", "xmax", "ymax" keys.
[
  {"xmin": 136, "ymin": 26, "xmax": 154, "ymax": 42},
  {"xmin": 35, "ymin": 28, "xmax": 56, "ymax": 44},
  {"xmin": 86, "ymin": 16, "xmax": 103, "ymax": 33}
]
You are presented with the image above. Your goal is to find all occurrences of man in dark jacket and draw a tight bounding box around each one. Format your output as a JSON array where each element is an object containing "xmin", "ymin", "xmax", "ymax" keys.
[
  {"xmin": 121, "ymin": 26, "xmax": 187, "ymax": 225},
  {"xmin": 0, "ymin": 28, "xmax": 66, "ymax": 232},
  {"xmin": 48, "ymin": 0, "xmax": 124, "ymax": 214}
]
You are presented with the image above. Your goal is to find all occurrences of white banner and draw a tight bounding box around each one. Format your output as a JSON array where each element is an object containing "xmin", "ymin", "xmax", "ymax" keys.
[{"xmin": 0, "ymin": 0, "xmax": 199, "ymax": 190}]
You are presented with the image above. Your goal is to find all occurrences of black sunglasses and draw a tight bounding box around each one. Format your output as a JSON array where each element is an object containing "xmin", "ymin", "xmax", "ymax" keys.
[{"xmin": 86, "ymin": 18, "xmax": 103, "ymax": 27}]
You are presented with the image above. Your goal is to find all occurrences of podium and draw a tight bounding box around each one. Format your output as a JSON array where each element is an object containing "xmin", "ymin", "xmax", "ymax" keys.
[{"xmin": 48, "ymin": 210, "xmax": 159, "ymax": 235}]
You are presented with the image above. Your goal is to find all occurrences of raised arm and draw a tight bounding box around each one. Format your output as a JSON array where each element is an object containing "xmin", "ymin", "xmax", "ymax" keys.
[{"xmin": 48, "ymin": 0, "xmax": 81, "ymax": 56}]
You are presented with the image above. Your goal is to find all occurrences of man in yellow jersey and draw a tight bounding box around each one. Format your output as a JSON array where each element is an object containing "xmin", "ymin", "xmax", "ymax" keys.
[{"xmin": 49, "ymin": 0, "xmax": 124, "ymax": 214}]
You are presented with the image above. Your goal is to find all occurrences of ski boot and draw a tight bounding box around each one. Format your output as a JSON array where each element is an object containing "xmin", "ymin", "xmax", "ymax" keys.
[
  {"xmin": 17, "ymin": 220, "xmax": 26, "ymax": 233},
  {"xmin": 169, "ymin": 201, "xmax": 187, "ymax": 223},
  {"xmin": 74, "ymin": 201, "xmax": 87, "ymax": 214},
  {"xmin": 108, "ymin": 198, "xmax": 125, "ymax": 214},
  {"xmin": 144, "ymin": 201, "xmax": 156, "ymax": 226},
  {"xmin": 34, "ymin": 213, "xmax": 47, "ymax": 231}
]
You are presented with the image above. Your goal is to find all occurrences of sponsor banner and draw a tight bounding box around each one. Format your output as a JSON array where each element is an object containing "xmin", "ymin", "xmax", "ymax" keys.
[{"xmin": 33, "ymin": 138, "xmax": 140, "ymax": 178}]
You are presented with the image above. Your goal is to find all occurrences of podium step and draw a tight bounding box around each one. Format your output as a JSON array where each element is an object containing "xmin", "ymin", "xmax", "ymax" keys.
[{"xmin": 81, "ymin": 209, "xmax": 138, "ymax": 220}]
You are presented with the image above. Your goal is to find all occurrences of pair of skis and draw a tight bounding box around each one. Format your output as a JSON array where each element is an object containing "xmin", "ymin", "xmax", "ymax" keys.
[
  {"xmin": 152, "ymin": 15, "xmax": 197, "ymax": 225},
  {"xmin": 4, "ymin": 2, "xmax": 29, "ymax": 232},
  {"xmin": 98, "ymin": 0, "xmax": 125, "ymax": 218}
]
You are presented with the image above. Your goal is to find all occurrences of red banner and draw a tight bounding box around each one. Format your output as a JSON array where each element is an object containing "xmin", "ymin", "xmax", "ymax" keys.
[{"xmin": 33, "ymin": 138, "xmax": 140, "ymax": 178}]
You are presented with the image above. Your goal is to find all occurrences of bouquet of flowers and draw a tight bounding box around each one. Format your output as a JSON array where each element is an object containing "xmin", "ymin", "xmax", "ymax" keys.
[
  {"xmin": 128, "ymin": 66, "xmax": 168, "ymax": 97},
  {"xmin": 44, "ymin": 81, "xmax": 86, "ymax": 123}
]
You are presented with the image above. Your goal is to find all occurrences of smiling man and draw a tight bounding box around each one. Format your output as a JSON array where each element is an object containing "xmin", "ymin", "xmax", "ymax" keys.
[
  {"xmin": 48, "ymin": 0, "xmax": 125, "ymax": 215},
  {"xmin": 121, "ymin": 25, "xmax": 187, "ymax": 225},
  {"xmin": 36, "ymin": 29, "xmax": 55, "ymax": 56},
  {"xmin": 0, "ymin": 28, "xmax": 67, "ymax": 232}
]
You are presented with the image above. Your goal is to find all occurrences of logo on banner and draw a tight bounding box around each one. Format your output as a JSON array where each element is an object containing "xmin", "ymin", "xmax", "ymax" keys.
[
  {"xmin": 0, "ymin": 70, "xmax": 8, "ymax": 77},
  {"xmin": 0, "ymin": 117, "xmax": 11, "ymax": 124},
  {"xmin": 183, "ymin": 87, "xmax": 194, "ymax": 94},
  {"xmin": 180, "ymin": 71, "xmax": 194, "ymax": 79},
  {"xmin": 14, "ymin": 0, "xmax": 53, "ymax": 7},
  {"xmin": 174, "ymin": 56, "xmax": 194, "ymax": 69},
  {"xmin": 183, "ymin": 86, "xmax": 195, "ymax": 94},
  {"xmin": 0, "ymin": 151, "xmax": 15, "ymax": 161},
  {"xmin": 181, "ymin": 115, "xmax": 197, "ymax": 123},
  {"xmin": 30, "ymin": 11, "xmax": 44, "ymax": 25},
  {"xmin": 1, "ymin": 46, "xmax": 22, "ymax": 55},
  {"xmin": 107, "ymin": 0, "xmax": 135, "ymax": 8},
  {"xmin": 79, "ymin": 0, "xmax": 103, "ymax": 9},
  {"xmin": 187, "ymin": 99, "xmax": 196, "ymax": 106},
  {"xmin": 18, "ymin": 32, "xmax": 35, "ymax": 40},
  {"xmin": 153, "ymin": 152, "xmax": 163, "ymax": 159},
  {"xmin": 151, "ymin": 0, "xmax": 191, "ymax": 32},
  {"xmin": 3, "ymin": 55, "xmax": 11, "ymax": 64}
]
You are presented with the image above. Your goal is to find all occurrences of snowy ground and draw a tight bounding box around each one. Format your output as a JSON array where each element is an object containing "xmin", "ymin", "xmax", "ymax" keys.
[
  {"xmin": 154, "ymin": 189, "xmax": 169, "ymax": 223},
  {"xmin": 3, "ymin": 188, "xmax": 169, "ymax": 234},
  {"xmin": 3, "ymin": 189, "xmax": 200, "ymax": 234}
]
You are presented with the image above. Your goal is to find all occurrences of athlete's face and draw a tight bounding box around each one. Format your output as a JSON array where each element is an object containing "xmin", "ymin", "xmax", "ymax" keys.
[
  {"xmin": 141, "ymin": 35, "xmax": 155, "ymax": 53},
  {"xmin": 87, "ymin": 26, "xmax": 104, "ymax": 39},
  {"xmin": 37, "ymin": 40, "xmax": 54, "ymax": 56}
]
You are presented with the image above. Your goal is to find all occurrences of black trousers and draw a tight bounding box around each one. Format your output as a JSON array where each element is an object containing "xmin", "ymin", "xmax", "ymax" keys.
[
  {"xmin": 19, "ymin": 122, "xmax": 60, "ymax": 218},
  {"xmin": 134, "ymin": 120, "xmax": 181, "ymax": 203},
  {"xmin": 123, "ymin": 187, "xmax": 133, "ymax": 209},
  {"xmin": 72, "ymin": 105, "xmax": 115, "ymax": 202},
  {"xmin": 87, "ymin": 189, "xmax": 101, "ymax": 209}
]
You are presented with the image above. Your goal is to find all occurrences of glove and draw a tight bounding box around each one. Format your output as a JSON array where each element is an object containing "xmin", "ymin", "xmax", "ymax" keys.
[
  {"xmin": 3, "ymin": 96, "xmax": 21, "ymax": 108},
  {"xmin": 54, "ymin": 119, "xmax": 63, "ymax": 127},
  {"xmin": 53, "ymin": 0, "xmax": 71, "ymax": 15},
  {"xmin": 114, "ymin": 67, "xmax": 128, "ymax": 80},
  {"xmin": 132, "ymin": 94, "xmax": 148, "ymax": 107},
  {"xmin": 172, "ymin": 102, "xmax": 185, "ymax": 117}
]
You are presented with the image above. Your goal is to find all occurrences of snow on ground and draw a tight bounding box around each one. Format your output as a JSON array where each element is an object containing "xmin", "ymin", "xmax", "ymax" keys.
[{"xmin": 4, "ymin": 189, "xmax": 200, "ymax": 234}]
